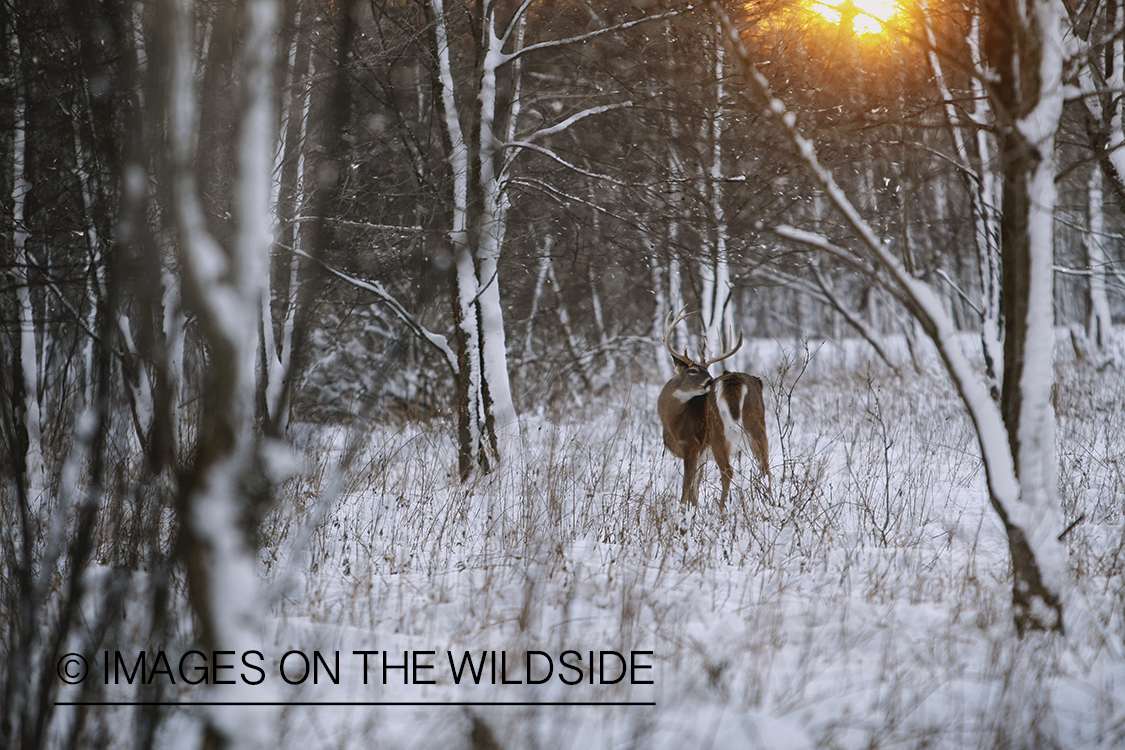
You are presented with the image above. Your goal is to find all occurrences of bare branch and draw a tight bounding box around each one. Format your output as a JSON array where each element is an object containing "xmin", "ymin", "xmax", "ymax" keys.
[
  {"xmin": 709, "ymin": 2, "xmax": 1021, "ymax": 507},
  {"xmin": 294, "ymin": 249, "xmax": 459, "ymax": 374},
  {"xmin": 500, "ymin": 8, "xmax": 691, "ymax": 66},
  {"xmin": 498, "ymin": 0, "xmax": 535, "ymax": 48},
  {"xmin": 503, "ymin": 140, "xmax": 630, "ymax": 185},
  {"xmin": 518, "ymin": 101, "xmax": 634, "ymax": 145}
]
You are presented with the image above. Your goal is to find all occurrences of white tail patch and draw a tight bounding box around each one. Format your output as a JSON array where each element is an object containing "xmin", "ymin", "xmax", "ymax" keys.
[{"xmin": 715, "ymin": 378, "xmax": 750, "ymax": 457}]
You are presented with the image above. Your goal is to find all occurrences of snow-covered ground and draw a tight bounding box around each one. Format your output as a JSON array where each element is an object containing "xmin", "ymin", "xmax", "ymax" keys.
[{"xmin": 63, "ymin": 335, "xmax": 1125, "ymax": 749}]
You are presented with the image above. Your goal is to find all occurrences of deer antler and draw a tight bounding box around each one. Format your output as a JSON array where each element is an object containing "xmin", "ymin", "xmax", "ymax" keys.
[
  {"xmin": 699, "ymin": 325, "xmax": 743, "ymax": 368},
  {"xmin": 665, "ymin": 307, "xmax": 744, "ymax": 368},
  {"xmin": 662, "ymin": 306, "xmax": 698, "ymax": 366}
]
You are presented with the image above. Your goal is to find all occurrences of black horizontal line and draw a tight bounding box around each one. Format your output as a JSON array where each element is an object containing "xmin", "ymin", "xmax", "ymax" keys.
[{"xmin": 55, "ymin": 701, "xmax": 655, "ymax": 707}]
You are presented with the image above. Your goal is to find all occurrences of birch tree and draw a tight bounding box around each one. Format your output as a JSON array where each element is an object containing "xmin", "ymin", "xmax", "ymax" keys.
[
  {"xmin": 165, "ymin": 0, "xmax": 282, "ymax": 745},
  {"xmin": 1072, "ymin": 0, "xmax": 1123, "ymax": 355},
  {"xmin": 700, "ymin": 27, "xmax": 735, "ymax": 355},
  {"xmin": 2, "ymin": 3, "xmax": 185, "ymax": 747},
  {"xmin": 710, "ymin": 0, "xmax": 1068, "ymax": 634},
  {"xmin": 259, "ymin": 8, "xmax": 314, "ymax": 433},
  {"xmin": 1084, "ymin": 169, "xmax": 1114, "ymax": 351},
  {"xmin": 8, "ymin": 15, "xmax": 47, "ymax": 503}
]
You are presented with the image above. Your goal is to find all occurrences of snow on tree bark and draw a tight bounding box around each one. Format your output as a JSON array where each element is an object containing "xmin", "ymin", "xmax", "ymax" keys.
[
  {"xmin": 428, "ymin": 0, "xmax": 488, "ymax": 476},
  {"xmin": 701, "ymin": 26, "xmax": 734, "ymax": 364},
  {"xmin": 523, "ymin": 240, "xmax": 553, "ymax": 380},
  {"xmin": 650, "ymin": 253, "xmax": 674, "ymax": 381},
  {"xmin": 260, "ymin": 15, "xmax": 313, "ymax": 433},
  {"xmin": 427, "ymin": 1, "xmax": 683, "ymax": 474},
  {"xmin": 986, "ymin": 0, "xmax": 1068, "ymax": 633},
  {"xmin": 1078, "ymin": 0, "xmax": 1125, "ymax": 215},
  {"xmin": 166, "ymin": 0, "xmax": 281, "ymax": 745},
  {"xmin": 477, "ymin": 1, "xmax": 520, "ymax": 458},
  {"xmin": 924, "ymin": 9, "xmax": 1004, "ymax": 393}
]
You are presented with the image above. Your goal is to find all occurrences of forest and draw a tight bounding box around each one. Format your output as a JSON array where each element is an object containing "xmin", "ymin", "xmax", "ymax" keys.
[{"xmin": 2, "ymin": 0, "xmax": 1124, "ymax": 748}]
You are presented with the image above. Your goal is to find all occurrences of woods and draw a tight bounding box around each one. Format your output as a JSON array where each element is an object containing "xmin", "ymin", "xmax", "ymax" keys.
[{"xmin": 2, "ymin": 0, "xmax": 1123, "ymax": 748}]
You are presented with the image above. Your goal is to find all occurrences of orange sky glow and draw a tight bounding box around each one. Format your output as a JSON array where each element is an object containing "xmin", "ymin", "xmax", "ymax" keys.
[{"xmin": 804, "ymin": 0, "xmax": 900, "ymax": 34}]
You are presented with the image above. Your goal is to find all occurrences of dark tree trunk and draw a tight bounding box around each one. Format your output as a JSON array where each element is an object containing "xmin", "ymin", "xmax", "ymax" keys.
[{"xmin": 981, "ymin": 0, "xmax": 1066, "ymax": 636}]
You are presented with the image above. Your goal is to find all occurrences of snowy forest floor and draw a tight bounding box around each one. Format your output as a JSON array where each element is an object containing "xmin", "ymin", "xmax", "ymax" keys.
[{"xmin": 79, "ymin": 335, "xmax": 1125, "ymax": 749}]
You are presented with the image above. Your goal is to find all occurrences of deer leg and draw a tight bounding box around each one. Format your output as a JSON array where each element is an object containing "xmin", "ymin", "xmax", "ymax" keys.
[
  {"xmin": 713, "ymin": 440, "xmax": 734, "ymax": 511},
  {"xmin": 751, "ymin": 432, "xmax": 770, "ymax": 479},
  {"xmin": 718, "ymin": 459, "xmax": 734, "ymax": 511},
  {"xmin": 681, "ymin": 451, "xmax": 699, "ymax": 506}
]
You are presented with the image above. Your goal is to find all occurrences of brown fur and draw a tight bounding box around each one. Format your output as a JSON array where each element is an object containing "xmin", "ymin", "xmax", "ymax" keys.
[
  {"xmin": 658, "ymin": 307, "xmax": 770, "ymax": 508},
  {"xmin": 658, "ymin": 361, "xmax": 714, "ymax": 506},
  {"xmin": 658, "ymin": 364, "xmax": 770, "ymax": 509}
]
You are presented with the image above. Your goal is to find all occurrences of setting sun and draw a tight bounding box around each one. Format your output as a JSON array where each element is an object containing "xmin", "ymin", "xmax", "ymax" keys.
[{"xmin": 806, "ymin": 0, "xmax": 899, "ymax": 34}]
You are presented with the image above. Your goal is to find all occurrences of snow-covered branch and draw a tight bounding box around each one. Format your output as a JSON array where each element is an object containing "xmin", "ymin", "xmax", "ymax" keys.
[
  {"xmin": 508, "ymin": 177, "xmax": 629, "ymax": 220},
  {"xmin": 518, "ymin": 101, "xmax": 635, "ymax": 144},
  {"xmin": 498, "ymin": 0, "xmax": 535, "ymax": 48},
  {"xmin": 504, "ymin": 140, "xmax": 630, "ymax": 185},
  {"xmin": 289, "ymin": 217, "xmax": 425, "ymax": 233},
  {"xmin": 778, "ymin": 209, "xmax": 1020, "ymax": 518},
  {"xmin": 772, "ymin": 225, "xmax": 894, "ymax": 295},
  {"xmin": 294, "ymin": 249, "xmax": 459, "ymax": 373},
  {"xmin": 167, "ymin": 0, "xmax": 282, "ymax": 744}
]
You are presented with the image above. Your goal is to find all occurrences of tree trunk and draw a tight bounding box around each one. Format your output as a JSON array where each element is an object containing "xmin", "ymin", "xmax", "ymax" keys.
[
  {"xmin": 166, "ymin": 0, "xmax": 282, "ymax": 745},
  {"xmin": 701, "ymin": 28, "xmax": 733, "ymax": 361},
  {"xmin": 1085, "ymin": 169, "xmax": 1113, "ymax": 352},
  {"xmin": 927, "ymin": 11, "xmax": 1004, "ymax": 392},
  {"xmin": 429, "ymin": 0, "xmax": 491, "ymax": 476},
  {"xmin": 10, "ymin": 18, "xmax": 46, "ymax": 503},
  {"xmin": 971, "ymin": 0, "xmax": 1068, "ymax": 634},
  {"xmin": 260, "ymin": 11, "xmax": 313, "ymax": 434}
]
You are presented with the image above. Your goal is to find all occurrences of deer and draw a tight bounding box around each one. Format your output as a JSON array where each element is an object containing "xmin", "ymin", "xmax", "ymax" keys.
[{"xmin": 657, "ymin": 306, "xmax": 770, "ymax": 508}]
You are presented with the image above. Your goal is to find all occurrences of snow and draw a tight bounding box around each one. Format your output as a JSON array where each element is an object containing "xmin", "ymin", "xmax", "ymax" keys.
[
  {"xmin": 155, "ymin": 2, "xmax": 284, "ymax": 746},
  {"xmin": 24, "ymin": 0, "xmax": 1121, "ymax": 743},
  {"xmin": 64, "ymin": 333, "xmax": 1115, "ymax": 750}
]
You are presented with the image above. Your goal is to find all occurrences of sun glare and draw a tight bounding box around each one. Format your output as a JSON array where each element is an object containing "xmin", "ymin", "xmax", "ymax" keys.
[{"xmin": 806, "ymin": 0, "xmax": 899, "ymax": 34}]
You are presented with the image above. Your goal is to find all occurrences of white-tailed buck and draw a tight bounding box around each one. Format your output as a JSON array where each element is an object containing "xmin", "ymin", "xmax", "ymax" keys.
[{"xmin": 658, "ymin": 307, "xmax": 769, "ymax": 507}]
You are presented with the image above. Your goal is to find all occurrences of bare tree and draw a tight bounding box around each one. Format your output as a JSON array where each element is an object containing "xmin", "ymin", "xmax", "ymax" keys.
[{"xmin": 165, "ymin": 0, "xmax": 283, "ymax": 745}]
